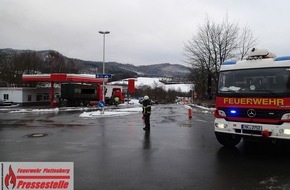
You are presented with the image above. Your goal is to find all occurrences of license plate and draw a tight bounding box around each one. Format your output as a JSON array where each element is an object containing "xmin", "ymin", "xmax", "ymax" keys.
[{"xmin": 241, "ymin": 125, "xmax": 262, "ymax": 131}]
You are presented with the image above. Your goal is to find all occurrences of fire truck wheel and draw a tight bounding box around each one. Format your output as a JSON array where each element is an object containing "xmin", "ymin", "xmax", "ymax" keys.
[{"xmin": 215, "ymin": 132, "xmax": 241, "ymax": 147}]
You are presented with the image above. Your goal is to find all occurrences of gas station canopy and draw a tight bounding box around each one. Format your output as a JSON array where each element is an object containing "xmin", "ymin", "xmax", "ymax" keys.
[
  {"xmin": 22, "ymin": 73, "xmax": 107, "ymax": 83},
  {"xmin": 22, "ymin": 73, "xmax": 108, "ymax": 107}
]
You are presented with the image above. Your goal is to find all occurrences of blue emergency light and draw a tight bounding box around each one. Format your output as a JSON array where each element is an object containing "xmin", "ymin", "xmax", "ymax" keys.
[
  {"xmin": 229, "ymin": 109, "xmax": 238, "ymax": 116},
  {"xmin": 222, "ymin": 60, "xmax": 236, "ymax": 65},
  {"xmin": 274, "ymin": 56, "xmax": 290, "ymax": 62}
]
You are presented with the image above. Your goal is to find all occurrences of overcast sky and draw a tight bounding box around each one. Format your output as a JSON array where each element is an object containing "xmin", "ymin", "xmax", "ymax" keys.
[{"xmin": 1, "ymin": 0, "xmax": 290, "ymax": 66}]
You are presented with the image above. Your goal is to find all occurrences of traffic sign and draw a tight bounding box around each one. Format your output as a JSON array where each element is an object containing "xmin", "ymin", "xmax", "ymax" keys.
[
  {"xmin": 98, "ymin": 101, "xmax": 105, "ymax": 108},
  {"xmin": 95, "ymin": 74, "xmax": 112, "ymax": 78}
]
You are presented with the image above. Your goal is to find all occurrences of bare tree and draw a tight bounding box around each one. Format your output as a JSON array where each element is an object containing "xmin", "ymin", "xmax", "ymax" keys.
[
  {"xmin": 13, "ymin": 51, "xmax": 43, "ymax": 74},
  {"xmin": 0, "ymin": 52, "xmax": 13, "ymax": 86},
  {"xmin": 44, "ymin": 51, "xmax": 65, "ymax": 73},
  {"xmin": 238, "ymin": 26, "xmax": 258, "ymax": 60},
  {"xmin": 184, "ymin": 15, "xmax": 257, "ymax": 99}
]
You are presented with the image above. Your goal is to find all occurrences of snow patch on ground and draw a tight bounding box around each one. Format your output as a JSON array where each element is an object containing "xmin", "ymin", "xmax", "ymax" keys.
[
  {"xmin": 9, "ymin": 108, "xmax": 60, "ymax": 113},
  {"xmin": 190, "ymin": 104, "xmax": 215, "ymax": 111},
  {"xmin": 79, "ymin": 98, "xmax": 143, "ymax": 118},
  {"xmin": 80, "ymin": 107, "xmax": 142, "ymax": 118},
  {"xmin": 79, "ymin": 110, "xmax": 132, "ymax": 118}
]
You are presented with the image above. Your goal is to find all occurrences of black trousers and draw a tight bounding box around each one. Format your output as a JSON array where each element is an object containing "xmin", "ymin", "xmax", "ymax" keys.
[{"xmin": 144, "ymin": 114, "xmax": 150, "ymax": 129}]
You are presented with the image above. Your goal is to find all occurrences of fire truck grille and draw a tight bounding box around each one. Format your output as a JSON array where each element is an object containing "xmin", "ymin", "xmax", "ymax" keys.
[{"xmin": 221, "ymin": 108, "xmax": 286, "ymax": 120}]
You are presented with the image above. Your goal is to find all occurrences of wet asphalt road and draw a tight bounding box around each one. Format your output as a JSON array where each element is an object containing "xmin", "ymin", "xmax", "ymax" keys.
[{"xmin": 1, "ymin": 104, "xmax": 290, "ymax": 190}]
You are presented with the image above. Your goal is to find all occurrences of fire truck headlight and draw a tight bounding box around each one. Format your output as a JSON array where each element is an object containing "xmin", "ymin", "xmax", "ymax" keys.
[
  {"xmin": 281, "ymin": 113, "xmax": 290, "ymax": 121},
  {"xmin": 215, "ymin": 123, "xmax": 227, "ymax": 129},
  {"xmin": 283, "ymin": 129, "xmax": 290, "ymax": 135},
  {"xmin": 218, "ymin": 110, "xmax": 227, "ymax": 117}
]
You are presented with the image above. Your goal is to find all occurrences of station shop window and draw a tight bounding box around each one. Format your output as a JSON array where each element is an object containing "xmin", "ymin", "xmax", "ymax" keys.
[
  {"xmin": 74, "ymin": 88, "xmax": 81, "ymax": 94},
  {"xmin": 28, "ymin": 95, "xmax": 32, "ymax": 102},
  {"xmin": 81, "ymin": 89, "xmax": 95, "ymax": 94},
  {"xmin": 43, "ymin": 93, "xmax": 49, "ymax": 101},
  {"xmin": 3, "ymin": 94, "xmax": 9, "ymax": 100},
  {"xmin": 36, "ymin": 94, "xmax": 43, "ymax": 101}
]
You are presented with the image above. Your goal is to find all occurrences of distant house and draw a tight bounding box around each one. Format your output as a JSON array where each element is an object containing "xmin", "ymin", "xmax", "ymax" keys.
[{"xmin": 0, "ymin": 87, "xmax": 60, "ymax": 106}]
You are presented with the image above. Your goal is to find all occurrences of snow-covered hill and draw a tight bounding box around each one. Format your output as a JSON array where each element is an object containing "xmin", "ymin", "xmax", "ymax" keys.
[{"xmin": 110, "ymin": 77, "xmax": 194, "ymax": 92}]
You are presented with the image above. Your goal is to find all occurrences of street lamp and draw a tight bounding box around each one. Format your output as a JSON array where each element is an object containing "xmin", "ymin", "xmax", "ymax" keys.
[{"xmin": 99, "ymin": 31, "xmax": 110, "ymax": 113}]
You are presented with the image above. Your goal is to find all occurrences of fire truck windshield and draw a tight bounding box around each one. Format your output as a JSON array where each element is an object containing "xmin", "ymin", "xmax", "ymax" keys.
[{"xmin": 218, "ymin": 67, "xmax": 290, "ymax": 95}]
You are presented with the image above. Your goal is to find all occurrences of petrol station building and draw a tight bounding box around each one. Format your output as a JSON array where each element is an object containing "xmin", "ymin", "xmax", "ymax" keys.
[
  {"xmin": 22, "ymin": 73, "xmax": 107, "ymax": 107},
  {"xmin": 0, "ymin": 74, "xmax": 135, "ymax": 107}
]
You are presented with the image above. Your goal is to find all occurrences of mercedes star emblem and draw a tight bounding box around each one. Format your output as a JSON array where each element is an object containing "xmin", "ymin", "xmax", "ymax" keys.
[{"xmin": 247, "ymin": 109, "xmax": 256, "ymax": 118}]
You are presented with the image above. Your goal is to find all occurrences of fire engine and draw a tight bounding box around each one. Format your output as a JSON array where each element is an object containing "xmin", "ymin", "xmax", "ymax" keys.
[{"xmin": 214, "ymin": 48, "xmax": 290, "ymax": 147}]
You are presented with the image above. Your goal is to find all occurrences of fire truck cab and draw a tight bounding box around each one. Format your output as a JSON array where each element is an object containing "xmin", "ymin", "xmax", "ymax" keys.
[
  {"xmin": 104, "ymin": 85, "xmax": 124, "ymax": 105},
  {"xmin": 214, "ymin": 48, "xmax": 290, "ymax": 147}
]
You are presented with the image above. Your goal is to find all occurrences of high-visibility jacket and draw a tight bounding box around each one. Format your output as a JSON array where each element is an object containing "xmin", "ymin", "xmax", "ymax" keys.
[{"xmin": 142, "ymin": 99, "xmax": 151, "ymax": 115}]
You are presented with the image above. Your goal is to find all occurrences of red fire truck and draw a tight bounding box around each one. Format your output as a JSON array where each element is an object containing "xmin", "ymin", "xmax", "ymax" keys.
[{"xmin": 214, "ymin": 48, "xmax": 290, "ymax": 147}]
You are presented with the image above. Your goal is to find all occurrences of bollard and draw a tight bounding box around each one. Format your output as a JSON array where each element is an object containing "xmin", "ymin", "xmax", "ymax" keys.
[
  {"xmin": 183, "ymin": 105, "xmax": 193, "ymax": 119},
  {"xmin": 188, "ymin": 108, "xmax": 192, "ymax": 119}
]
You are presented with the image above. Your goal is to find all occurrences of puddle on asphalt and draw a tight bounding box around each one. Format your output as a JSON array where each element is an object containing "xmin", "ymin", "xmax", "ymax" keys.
[
  {"xmin": 26, "ymin": 133, "xmax": 48, "ymax": 138},
  {"xmin": 178, "ymin": 121, "xmax": 192, "ymax": 127}
]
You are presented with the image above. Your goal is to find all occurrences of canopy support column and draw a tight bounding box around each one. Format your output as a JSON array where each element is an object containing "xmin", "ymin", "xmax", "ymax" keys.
[{"xmin": 50, "ymin": 82, "xmax": 54, "ymax": 107}]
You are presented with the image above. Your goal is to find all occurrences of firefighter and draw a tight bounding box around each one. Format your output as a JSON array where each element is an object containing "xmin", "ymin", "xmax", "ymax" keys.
[
  {"xmin": 114, "ymin": 96, "xmax": 120, "ymax": 107},
  {"xmin": 142, "ymin": 95, "xmax": 151, "ymax": 131}
]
